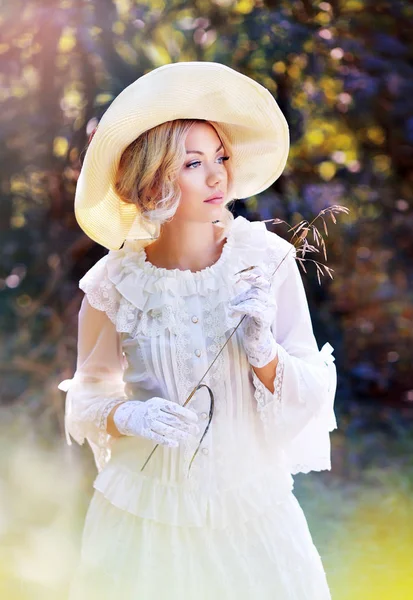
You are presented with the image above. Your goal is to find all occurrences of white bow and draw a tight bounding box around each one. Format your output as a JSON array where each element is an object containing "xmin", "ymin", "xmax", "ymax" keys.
[{"xmin": 319, "ymin": 342, "xmax": 335, "ymax": 366}]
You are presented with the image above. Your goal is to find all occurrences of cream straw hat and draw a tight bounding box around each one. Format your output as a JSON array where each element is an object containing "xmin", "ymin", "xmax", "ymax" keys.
[{"xmin": 74, "ymin": 61, "xmax": 290, "ymax": 250}]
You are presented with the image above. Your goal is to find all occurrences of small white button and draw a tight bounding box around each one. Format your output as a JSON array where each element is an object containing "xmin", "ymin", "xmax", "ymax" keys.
[
  {"xmin": 201, "ymin": 412, "xmax": 208, "ymax": 420},
  {"xmin": 201, "ymin": 447, "xmax": 209, "ymax": 455},
  {"xmin": 191, "ymin": 315, "xmax": 199, "ymax": 323},
  {"xmin": 194, "ymin": 349, "xmax": 202, "ymax": 357}
]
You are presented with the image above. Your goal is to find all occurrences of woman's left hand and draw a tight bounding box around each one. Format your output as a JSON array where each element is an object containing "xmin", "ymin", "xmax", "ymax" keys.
[{"xmin": 228, "ymin": 266, "xmax": 278, "ymax": 368}]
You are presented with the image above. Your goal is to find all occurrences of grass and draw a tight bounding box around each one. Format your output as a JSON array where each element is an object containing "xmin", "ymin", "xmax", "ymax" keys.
[{"xmin": 295, "ymin": 430, "xmax": 413, "ymax": 600}]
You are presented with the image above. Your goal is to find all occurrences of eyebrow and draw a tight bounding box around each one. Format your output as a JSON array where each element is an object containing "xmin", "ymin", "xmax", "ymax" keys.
[{"xmin": 186, "ymin": 143, "xmax": 223, "ymax": 155}]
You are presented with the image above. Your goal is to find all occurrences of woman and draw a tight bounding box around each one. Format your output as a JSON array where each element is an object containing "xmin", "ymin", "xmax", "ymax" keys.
[{"xmin": 61, "ymin": 61, "xmax": 337, "ymax": 599}]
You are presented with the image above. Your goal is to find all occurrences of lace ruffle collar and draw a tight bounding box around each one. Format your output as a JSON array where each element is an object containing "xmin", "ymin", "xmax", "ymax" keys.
[
  {"xmin": 117, "ymin": 215, "xmax": 263, "ymax": 283},
  {"xmin": 129, "ymin": 223, "xmax": 234, "ymax": 282}
]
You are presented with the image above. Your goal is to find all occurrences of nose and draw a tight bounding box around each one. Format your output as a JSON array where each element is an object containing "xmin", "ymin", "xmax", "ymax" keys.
[{"xmin": 206, "ymin": 163, "xmax": 227, "ymax": 189}]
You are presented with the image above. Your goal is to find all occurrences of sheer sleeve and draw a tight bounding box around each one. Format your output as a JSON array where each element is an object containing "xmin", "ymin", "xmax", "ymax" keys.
[
  {"xmin": 251, "ymin": 247, "xmax": 337, "ymax": 475},
  {"xmin": 59, "ymin": 295, "xmax": 127, "ymax": 472}
]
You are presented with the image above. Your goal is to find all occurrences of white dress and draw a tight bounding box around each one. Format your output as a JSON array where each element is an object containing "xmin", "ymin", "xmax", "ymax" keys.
[{"xmin": 62, "ymin": 215, "xmax": 337, "ymax": 599}]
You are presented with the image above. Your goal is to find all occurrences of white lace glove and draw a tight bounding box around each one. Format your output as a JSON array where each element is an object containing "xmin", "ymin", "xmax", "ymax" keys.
[
  {"xmin": 228, "ymin": 265, "xmax": 278, "ymax": 368},
  {"xmin": 113, "ymin": 397, "xmax": 200, "ymax": 448}
]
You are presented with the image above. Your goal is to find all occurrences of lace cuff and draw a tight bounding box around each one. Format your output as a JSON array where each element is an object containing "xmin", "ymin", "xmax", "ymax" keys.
[
  {"xmin": 89, "ymin": 397, "xmax": 126, "ymax": 472},
  {"xmin": 60, "ymin": 376, "xmax": 126, "ymax": 472},
  {"xmin": 252, "ymin": 344, "xmax": 285, "ymax": 413}
]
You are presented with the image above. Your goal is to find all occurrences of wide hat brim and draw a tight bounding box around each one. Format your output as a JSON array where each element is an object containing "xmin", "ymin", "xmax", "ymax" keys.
[{"xmin": 75, "ymin": 61, "xmax": 290, "ymax": 250}]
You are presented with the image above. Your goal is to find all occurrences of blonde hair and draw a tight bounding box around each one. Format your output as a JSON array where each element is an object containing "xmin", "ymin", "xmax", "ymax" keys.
[{"xmin": 115, "ymin": 119, "xmax": 235, "ymax": 237}]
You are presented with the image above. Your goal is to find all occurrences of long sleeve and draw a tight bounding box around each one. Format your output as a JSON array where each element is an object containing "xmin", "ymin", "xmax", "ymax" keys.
[
  {"xmin": 251, "ymin": 246, "xmax": 337, "ymax": 474},
  {"xmin": 59, "ymin": 295, "xmax": 128, "ymax": 472}
]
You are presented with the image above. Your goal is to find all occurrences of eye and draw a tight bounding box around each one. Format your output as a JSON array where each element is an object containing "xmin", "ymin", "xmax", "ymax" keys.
[
  {"xmin": 186, "ymin": 160, "xmax": 201, "ymax": 169},
  {"xmin": 185, "ymin": 156, "xmax": 230, "ymax": 169}
]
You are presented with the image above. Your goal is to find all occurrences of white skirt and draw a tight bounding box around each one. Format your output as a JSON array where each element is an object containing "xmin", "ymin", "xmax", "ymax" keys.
[{"xmin": 68, "ymin": 487, "xmax": 331, "ymax": 600}]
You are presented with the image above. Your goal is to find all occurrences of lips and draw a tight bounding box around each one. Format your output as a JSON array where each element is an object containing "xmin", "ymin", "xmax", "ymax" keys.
[{"xmin": 204, "ymin": 192, "xmax": 224, "ymax": 202}]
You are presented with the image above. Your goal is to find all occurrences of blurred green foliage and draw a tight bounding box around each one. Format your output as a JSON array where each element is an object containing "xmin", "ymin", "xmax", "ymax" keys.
[
  {"xmin": 1, "ymin": 1, "xmax": 413, "ymax": 598},
  {"xmin": 1, "ymin": 0, "xmax": 412, "ymax": 412}
]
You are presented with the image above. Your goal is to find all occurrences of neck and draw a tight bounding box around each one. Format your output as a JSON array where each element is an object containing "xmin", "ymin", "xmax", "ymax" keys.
[{"xmin": 144, "ymin": 220, "xmax": 226, "ymax": 272}]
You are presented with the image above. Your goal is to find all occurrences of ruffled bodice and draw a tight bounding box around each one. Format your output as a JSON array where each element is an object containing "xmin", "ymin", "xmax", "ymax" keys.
[
  {"xmin": 81, "ymin": 215, "xmax": 292, "ymax": 339},
  {"xmin": 62, "ymin": 216, "xmax": 337, "ymax": 530}
]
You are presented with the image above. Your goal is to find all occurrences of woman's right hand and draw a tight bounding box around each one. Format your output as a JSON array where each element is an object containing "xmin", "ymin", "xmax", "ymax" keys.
[{"xmin": 113, "ymin": 397, "xmax": 200, "ymax": 447}]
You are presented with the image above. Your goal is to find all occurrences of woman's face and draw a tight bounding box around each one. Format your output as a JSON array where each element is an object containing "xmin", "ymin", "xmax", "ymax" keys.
[{"xmin": 174, "ymin": 121, "xmax": 230, "ymax": 224}]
